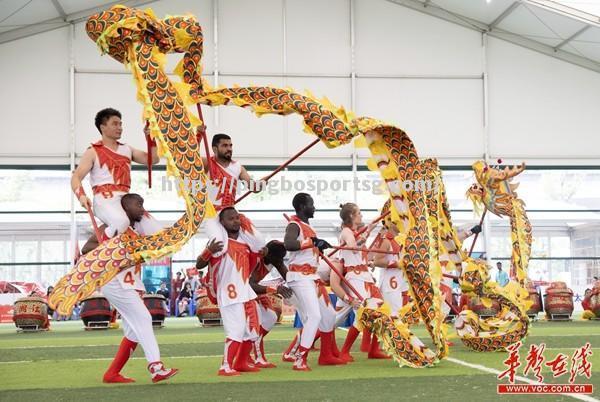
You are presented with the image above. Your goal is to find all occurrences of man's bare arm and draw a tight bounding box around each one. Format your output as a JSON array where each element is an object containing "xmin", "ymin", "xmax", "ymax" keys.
[{"xmin": 284, "ymin": 224, "xmax": 301, "ymax": 251}]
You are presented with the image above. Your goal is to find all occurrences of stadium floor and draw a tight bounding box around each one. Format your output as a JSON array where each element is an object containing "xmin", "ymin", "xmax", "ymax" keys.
[{"xmin": 1, "ymin": 318, "xmax": 599, "ymax": 401}]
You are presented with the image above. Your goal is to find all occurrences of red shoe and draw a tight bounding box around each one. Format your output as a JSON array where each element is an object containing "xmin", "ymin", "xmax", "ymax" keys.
[
  {"xmin": 282, "ymin": 353, "xmax": 295, "ymax": 362},
  {"xmin": 360, "ymin": 329, "xmax": 371, "ymax": 353},
  {"xmin": 339, "ymin": 352, "xmax": 354, "ymax": 363},
  {"xmin": 318, "ymin": 331, "xmax": 347, "ymax": 366},
  {"xmin": 148, "ymin": 362, "xmax": 179, "ymax": 383},
  {"xmin": 103, "ymin": 373, "xmax": 135, "ymax": 383},
  {"xmin": 218, "ymin": 367, "xmax": 241, "ymax": 376},
  {"xmin": 233, "ymin": 341, "xmax": 261, "ymax": 372},
  {"xmin": 368, "ymin": 335, "xmax": 391, "ymax": 359},
  {"xmin": 255, "ymin": 360, "xmax": 277, "ymax": 368},
  {"xmin": 293, "ymin": 346, "xmax": 311, "ymax": 371},
  {"xmin": 339, "ymin": 326, "xmax": 359, "ymax": 363}
]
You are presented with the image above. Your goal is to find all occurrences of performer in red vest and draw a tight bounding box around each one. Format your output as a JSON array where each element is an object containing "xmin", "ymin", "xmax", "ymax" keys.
[
  {"xmin": 71, "ymin": 108, "xmax": 160, "ymax": 242},
  {"xmin": 203, "ymin": 133, "xmax": 262, "ymax": 211}
]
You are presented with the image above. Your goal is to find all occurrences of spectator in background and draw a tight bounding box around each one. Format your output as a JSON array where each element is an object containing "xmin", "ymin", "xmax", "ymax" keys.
[
  {"xmin": 183, "ymin": 270, "xmax": 200, "ymax": 294},
  {"xmin": 177, "ymin": 282, "xmax": 193, "ymax": 317},
  {"xmin": 582, "ymin": 288, "xmax": 592, "ymax": 311},
  {"xmin": 171, "ymin": 271, "xmax": 184, "ymax": 315},
  {"xmin": 156, "ymin": 282, "xmax": 170, "ymax": 300},
  {"xmin": 495, "ymin": 262, "xmax": 509, "ymax": 287},
  {"xmin": 46, "ymin": 286, "xmax": 55, "ymax": 318}
]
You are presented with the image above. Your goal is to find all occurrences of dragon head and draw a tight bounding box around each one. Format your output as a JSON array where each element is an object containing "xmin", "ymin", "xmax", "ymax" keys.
[{"xmin": 467, "ymin": 160, "xmax": 526, "ymax": 217}]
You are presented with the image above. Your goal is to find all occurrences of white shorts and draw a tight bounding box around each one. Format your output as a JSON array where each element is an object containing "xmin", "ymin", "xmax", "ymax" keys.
[{"xmin": 220, "ymin": 300, "xmax": 260, "ymax": 342}]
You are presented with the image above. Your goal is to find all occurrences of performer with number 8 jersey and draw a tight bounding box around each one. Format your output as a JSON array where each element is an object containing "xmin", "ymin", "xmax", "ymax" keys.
[{"xmin": 196, "ymin": 207, "xmax": 265, "ymax": 376}]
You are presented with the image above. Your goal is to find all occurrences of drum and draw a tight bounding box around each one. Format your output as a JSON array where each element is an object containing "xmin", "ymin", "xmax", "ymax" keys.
[
  {"xmin": 526, "ymin": 283, "xmax": 542, "ymax": 316},
  {"xmin": 468, "ymin": 296, "xmax": 500, "ymax": 317},
  {"xmin": 144, "ymin": 294, "xmax": 167, "ymax": 327},
  {"xmin": 544, "ymin": 282, "xmax": 574, "ymax": 318},
  {"xmin": 195, "ymin": 295, "xmax": 221, "ymax": 325},
  {"xmin": 80, "ymin": 296, "xmax": 112, "ymax": 328},
  {"xmin": 13, "ymin": 297, "xmax": 49, "ymax": 331},
  {"xmin": 257, "ymin": 293, "xmax": 284, "ymax": 323}
]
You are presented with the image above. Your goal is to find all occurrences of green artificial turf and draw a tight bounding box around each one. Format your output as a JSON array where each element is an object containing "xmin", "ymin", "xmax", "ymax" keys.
[{"xmin": 0, "ymin": 318, "xmax": 598, "ymax": 401}]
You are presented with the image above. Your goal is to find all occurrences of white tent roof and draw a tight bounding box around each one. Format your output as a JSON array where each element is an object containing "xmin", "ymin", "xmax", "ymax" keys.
[
  {"xmin": 386, "ymin": 0, "xmax": 600, "ymax": 72},
  {"xmin": 1, "ymin": 0, "xmax": 599, "ymax": 72}
]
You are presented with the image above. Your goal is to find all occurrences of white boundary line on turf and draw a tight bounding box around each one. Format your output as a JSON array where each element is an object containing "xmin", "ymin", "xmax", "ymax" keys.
[
  {"xmin": 447, "ymin": 358, "xmax": 599, "ymax": 402},
  {"xmin": 0, "ymin": 353, "xmax": 282, "ymax": 365}
]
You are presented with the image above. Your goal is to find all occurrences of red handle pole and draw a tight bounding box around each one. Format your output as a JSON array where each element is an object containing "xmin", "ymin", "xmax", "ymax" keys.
[
  {"xmin": 84, "ymin": 203, "xmax": 103, "ymax": 242},
  {"xmin": 319, "ymin": 251, "xmax": 364, "ymax": 301},
  {"xmin": 235, "ymin": 138, "xmax": 321, "ymax": 205},
  {"xmin": 145, "ymin": 121, "xmax": 152, "ymax": 188},
  {"xmin": 468, "ymin": 209, "xmax": 487, "ymax": 257},
  {"xmin": 332, "ymin": 245, "xmax": 397, "ymax": 255},
  {"xmin": 195, "ymin": 104, "xmax": 213, "ymax": 180}
]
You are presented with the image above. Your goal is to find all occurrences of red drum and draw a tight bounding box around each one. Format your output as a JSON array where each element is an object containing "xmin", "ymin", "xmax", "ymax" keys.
[
  {"xmin": 526, "ymin": 283, "xmax": 542, "ymax": 316},
  {"xmin": 196, "ymin": 295, "xmax": 221, "ymax": 325},
  {"xmin": 468, "ymin": 296, "xmax": 500, "ymax": 317},
  {"xmin": 144, "ymin": 294, "xmax": 167, "ymax": 327},
  {"xmin": 544, "ymin": 282, "xmax": 574, "ymax": 318},
  {"xmin": 13, "ymin": 297, "xmax": 49, "ymax": 331},
  {"xmin": 80, "ymin": 296, "xmax": 112, "ymax": 328}
]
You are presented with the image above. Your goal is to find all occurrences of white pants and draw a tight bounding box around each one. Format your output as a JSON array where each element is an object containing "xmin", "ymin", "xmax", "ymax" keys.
[
  {"xmin": 335, "ymin": 278, "xmax": 372, "ymax": 328},
  {"xmin": 220, "ymin": 301, "xmax": 259, "ymax": 342},
  {"xmin": 102, "ymin": 279, "xmax": 160, "ymax": 363},
  {"xmin": 316, "ymin": 285, "xmax": 336, "ymax": 333},
  {"xmin": 257, "ymin": 301, "xmax": 278, "ymax": 332},
  {"xmin": 288, "ymin": 280, "xmax": 321, "ymax": 349},
  {"xmin": 94, "ymin": 192, "xmax": 162, "ymax": 238},
  {"xmin": 382, "ymin": 290, "xmax": 404, "ymax": 316}
]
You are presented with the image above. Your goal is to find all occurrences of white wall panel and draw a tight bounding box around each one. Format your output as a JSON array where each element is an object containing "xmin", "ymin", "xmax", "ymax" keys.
[
  {"xmin": 355, "ymin": 78, "xmax": 484, "ymax": 158},
  {"xmin": 74, "ymin": 73, "xmax": 215, "ymax": 156},
  {"xmin": 285, "ymin": 0, "xmax": 351, "ymax": 75},
  {"xmin": 212, "ymin": 75, "xmax": 285, "ymax": 158},
  {"xmin": 354, "ymin": 0, "xmax": 483, "ymax": 76},
  {"xmin": 487, "ymin": 37, "xmax": 600, "ymax": 159},
  {"xmin": 0, "ymin": 27, "xmax": 70, "ymax": 163},
  {"xmin": 74, "ymin": 0, "xmax": 215, "ymax": 75},
  {"xmin": 218, "ymin": 0, "xmax": 283, "ymax": 74}
]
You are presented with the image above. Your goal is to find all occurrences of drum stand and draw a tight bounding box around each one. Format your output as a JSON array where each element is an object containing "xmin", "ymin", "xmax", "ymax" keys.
[
  {"xmin": 16, "ymin": 325, "xmax": 48, "ymax": 333},
  {"xmin": 84, "ymin": 320, "xmax": 110, "ymax": 330},
  {"xmin": 199, "ymin": 317, "xmax": 222, "ymax": 327},
  {"xmin": 151, "ymin": 320, "xmax": 165, "ymax": 328},
  {"xmin": 548, "ymin": 313, "xmax": 572, "ymax": 321}
]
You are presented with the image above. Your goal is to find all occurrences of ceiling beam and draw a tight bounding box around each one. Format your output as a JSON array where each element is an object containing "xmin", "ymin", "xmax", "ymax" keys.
[
  {"xmin": 0, "ymin": 0, "xmax": 157, "ymax": 45},
  {"xmin": 489, "ymin": 1, "xmax": 521, "ymax": 31},
  {"xmin": 385, "ymin": 0, "xmax": 600, "ymax": 73},
  {"xmin": 554, "ymin": 25, "xmax": 589, "ymax": 51},
  {"xmin": 50, "ymin": 0, "xmax": 67, "ymax": 21},
  {"xmin": 524, "ymin": 0, "xmax": 600, "ymax": 28}
]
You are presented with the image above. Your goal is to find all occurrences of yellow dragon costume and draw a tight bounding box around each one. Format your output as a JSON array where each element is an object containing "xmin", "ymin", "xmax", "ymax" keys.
[{"xmin": 49, "ymin": 6, "xmax": 532, "ymax": 367}]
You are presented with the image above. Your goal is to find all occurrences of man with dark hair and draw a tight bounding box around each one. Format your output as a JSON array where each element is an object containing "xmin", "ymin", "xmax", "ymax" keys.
[
  {"xmin": 196, "ymin": 207, "xmax": 265, "ymax": 376},
  {"xmin": 282, "ymin": 193, "xmax": 344, "ymax": 370},
  {"xmin": 72, "ymin": 108, "xmax": 160, "ymax": 242},
  {"xmin": 80, "ymin": 193, "xmax": 177, "ymax": 385},
  {"xmin": 203, "ymin": 133, "xmax": 263, "ymax": 211},
  {"xmin": 248, "ymin": 240, "xmax": 293, "ymax": 368},
  {"xmin": 496, "ymin": 261, "xmax": 509, "ymax": 287}
]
